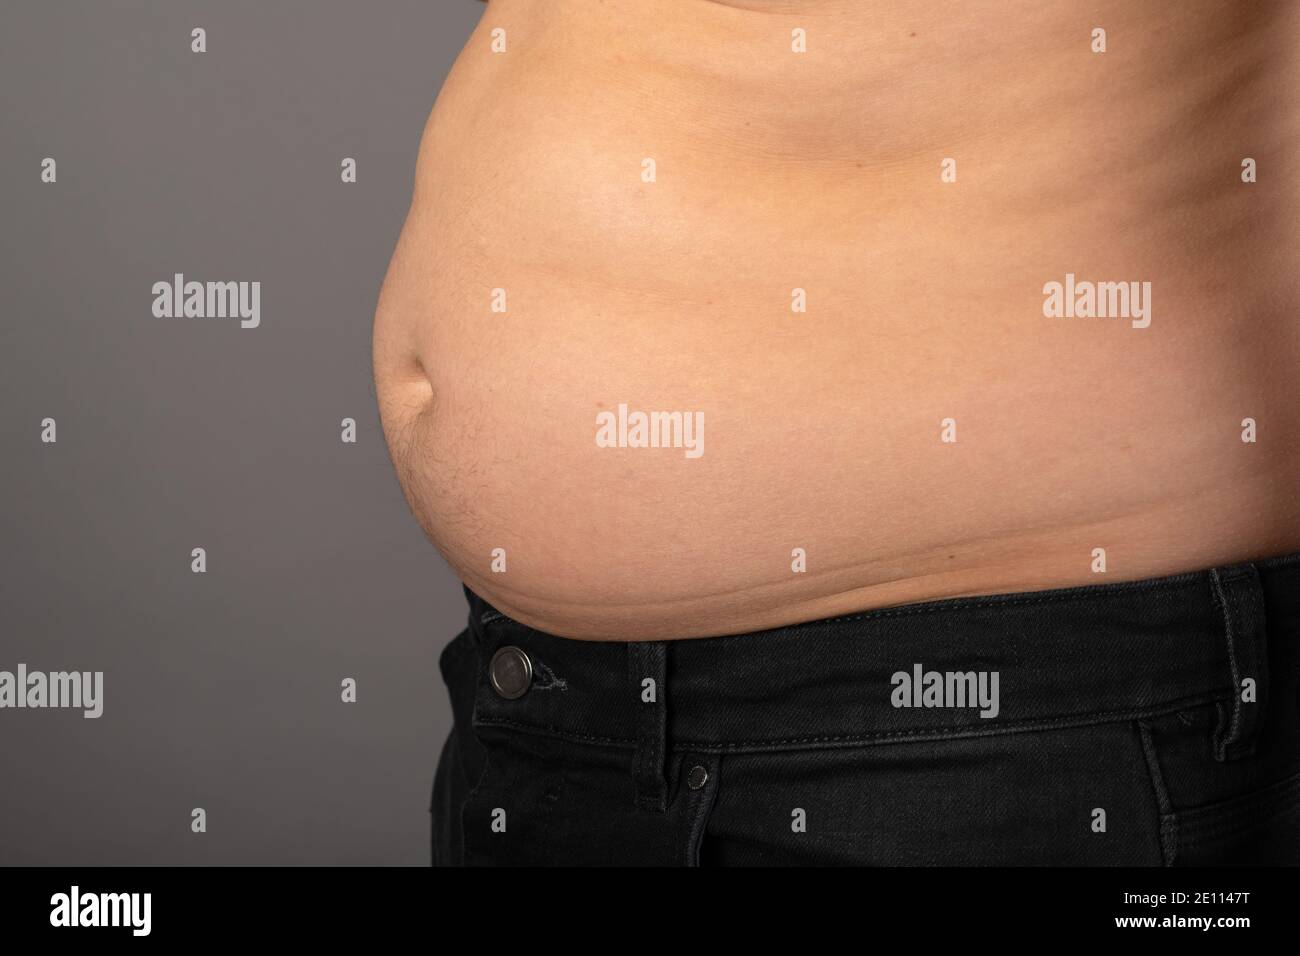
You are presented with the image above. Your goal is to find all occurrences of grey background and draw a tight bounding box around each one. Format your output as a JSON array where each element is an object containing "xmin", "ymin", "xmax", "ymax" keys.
[{"xmin": 0, "ymin": 1, "xmax": 483, "ymax": 865}]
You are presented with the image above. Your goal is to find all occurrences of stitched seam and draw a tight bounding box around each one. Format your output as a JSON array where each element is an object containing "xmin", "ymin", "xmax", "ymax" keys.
[
  {"xmin": 651, "ymin": 646, "xmax": 667, "ymax": 804},
  {"xmin": 630, "ymin": 643, "xmax": 668, "ymax": 809},
  {"xmin": 685, "ymin": 695, "xmax": 1230, "ymax": 752},
  {"xmin": 1210, "ymin": 569, "xmax": 1245, "ymax": 755},
  {"xmin": 476, "ymin": 691, "xmax": 1228, "ymax": 752},
  {"xmin": 1239, "ymin": 576, "xmax": 1268, "ymax": 754},
  {"xmin": 1137, "ymin": 720, "xmax": 1177, "ymax": 866}
]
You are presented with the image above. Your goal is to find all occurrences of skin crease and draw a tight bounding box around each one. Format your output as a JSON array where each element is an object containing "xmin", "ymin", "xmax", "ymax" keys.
[{"xmin": 373, "ymin": 0, "xmax": 1300, "ymax": 641}]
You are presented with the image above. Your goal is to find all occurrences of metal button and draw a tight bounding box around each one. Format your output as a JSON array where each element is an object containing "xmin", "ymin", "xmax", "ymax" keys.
[
  {"xmin": 686, "ymin": 765, "xmax": 709, "ymax": 791},
  {"xmin": 489, "ymin": 646, "xmax": 532, "ymax": 700}
]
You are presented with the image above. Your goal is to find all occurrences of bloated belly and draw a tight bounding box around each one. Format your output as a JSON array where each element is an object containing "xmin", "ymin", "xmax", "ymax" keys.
[{"xmin": 374, "ymin": 0, "xmax": 1300, "ymax": 640}]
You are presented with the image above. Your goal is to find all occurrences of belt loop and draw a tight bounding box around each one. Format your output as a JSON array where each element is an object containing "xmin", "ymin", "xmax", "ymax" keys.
[
  {"xmin": 1208, "ymin": 563, "xmax": 1269, "ymax": 761},
  {"xmin": 628, "ymin": 641, "xmax": 669, "ymax": 812}
]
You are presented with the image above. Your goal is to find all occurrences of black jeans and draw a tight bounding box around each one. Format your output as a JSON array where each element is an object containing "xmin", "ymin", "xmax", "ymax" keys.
[{"xmin": 431, "ymin": 553, "xmax": 1300, "ymax": 865}]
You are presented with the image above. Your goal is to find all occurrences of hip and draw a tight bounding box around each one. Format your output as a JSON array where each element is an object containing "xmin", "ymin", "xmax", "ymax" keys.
[{"xmin": 431, "ymin": 551, "xmax": 1300, "ymax": 865}]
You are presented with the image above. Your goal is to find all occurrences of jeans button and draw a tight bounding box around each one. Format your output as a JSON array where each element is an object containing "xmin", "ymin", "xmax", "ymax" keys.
[
  {"xmin": 489, "ymin": 646, "xmax": 532, "ymax": 700},
  {"xmin": 686, "ymin": 765, "xmax": 709, "ymax": 790}
]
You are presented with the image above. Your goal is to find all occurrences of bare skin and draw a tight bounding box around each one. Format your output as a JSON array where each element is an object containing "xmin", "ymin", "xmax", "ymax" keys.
[{"xmin": 373, "ymin": 0, "xmax": 1300, "ymax": 640}]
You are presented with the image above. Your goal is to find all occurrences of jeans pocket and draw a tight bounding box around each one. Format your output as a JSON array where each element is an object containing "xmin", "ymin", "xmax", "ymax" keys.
[
  {"xmin": 459, "ymin": 726, "xmax": 563, "ymax": 866},
  {"xmin": 1140, "ymin": 699, "xmax": 1300, "ymax": 865}
]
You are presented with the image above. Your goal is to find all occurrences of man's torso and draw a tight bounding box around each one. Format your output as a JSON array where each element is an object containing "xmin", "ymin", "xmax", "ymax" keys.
[{"xmin": 374, "ymin": 0, "xmax": 1300, "ymax": 639}]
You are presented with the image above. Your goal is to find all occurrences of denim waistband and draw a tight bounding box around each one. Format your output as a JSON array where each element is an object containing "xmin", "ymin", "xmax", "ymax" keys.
[{"xmin": 457, "ymin": 552, "xmax": 1299, "ymax": 764}]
